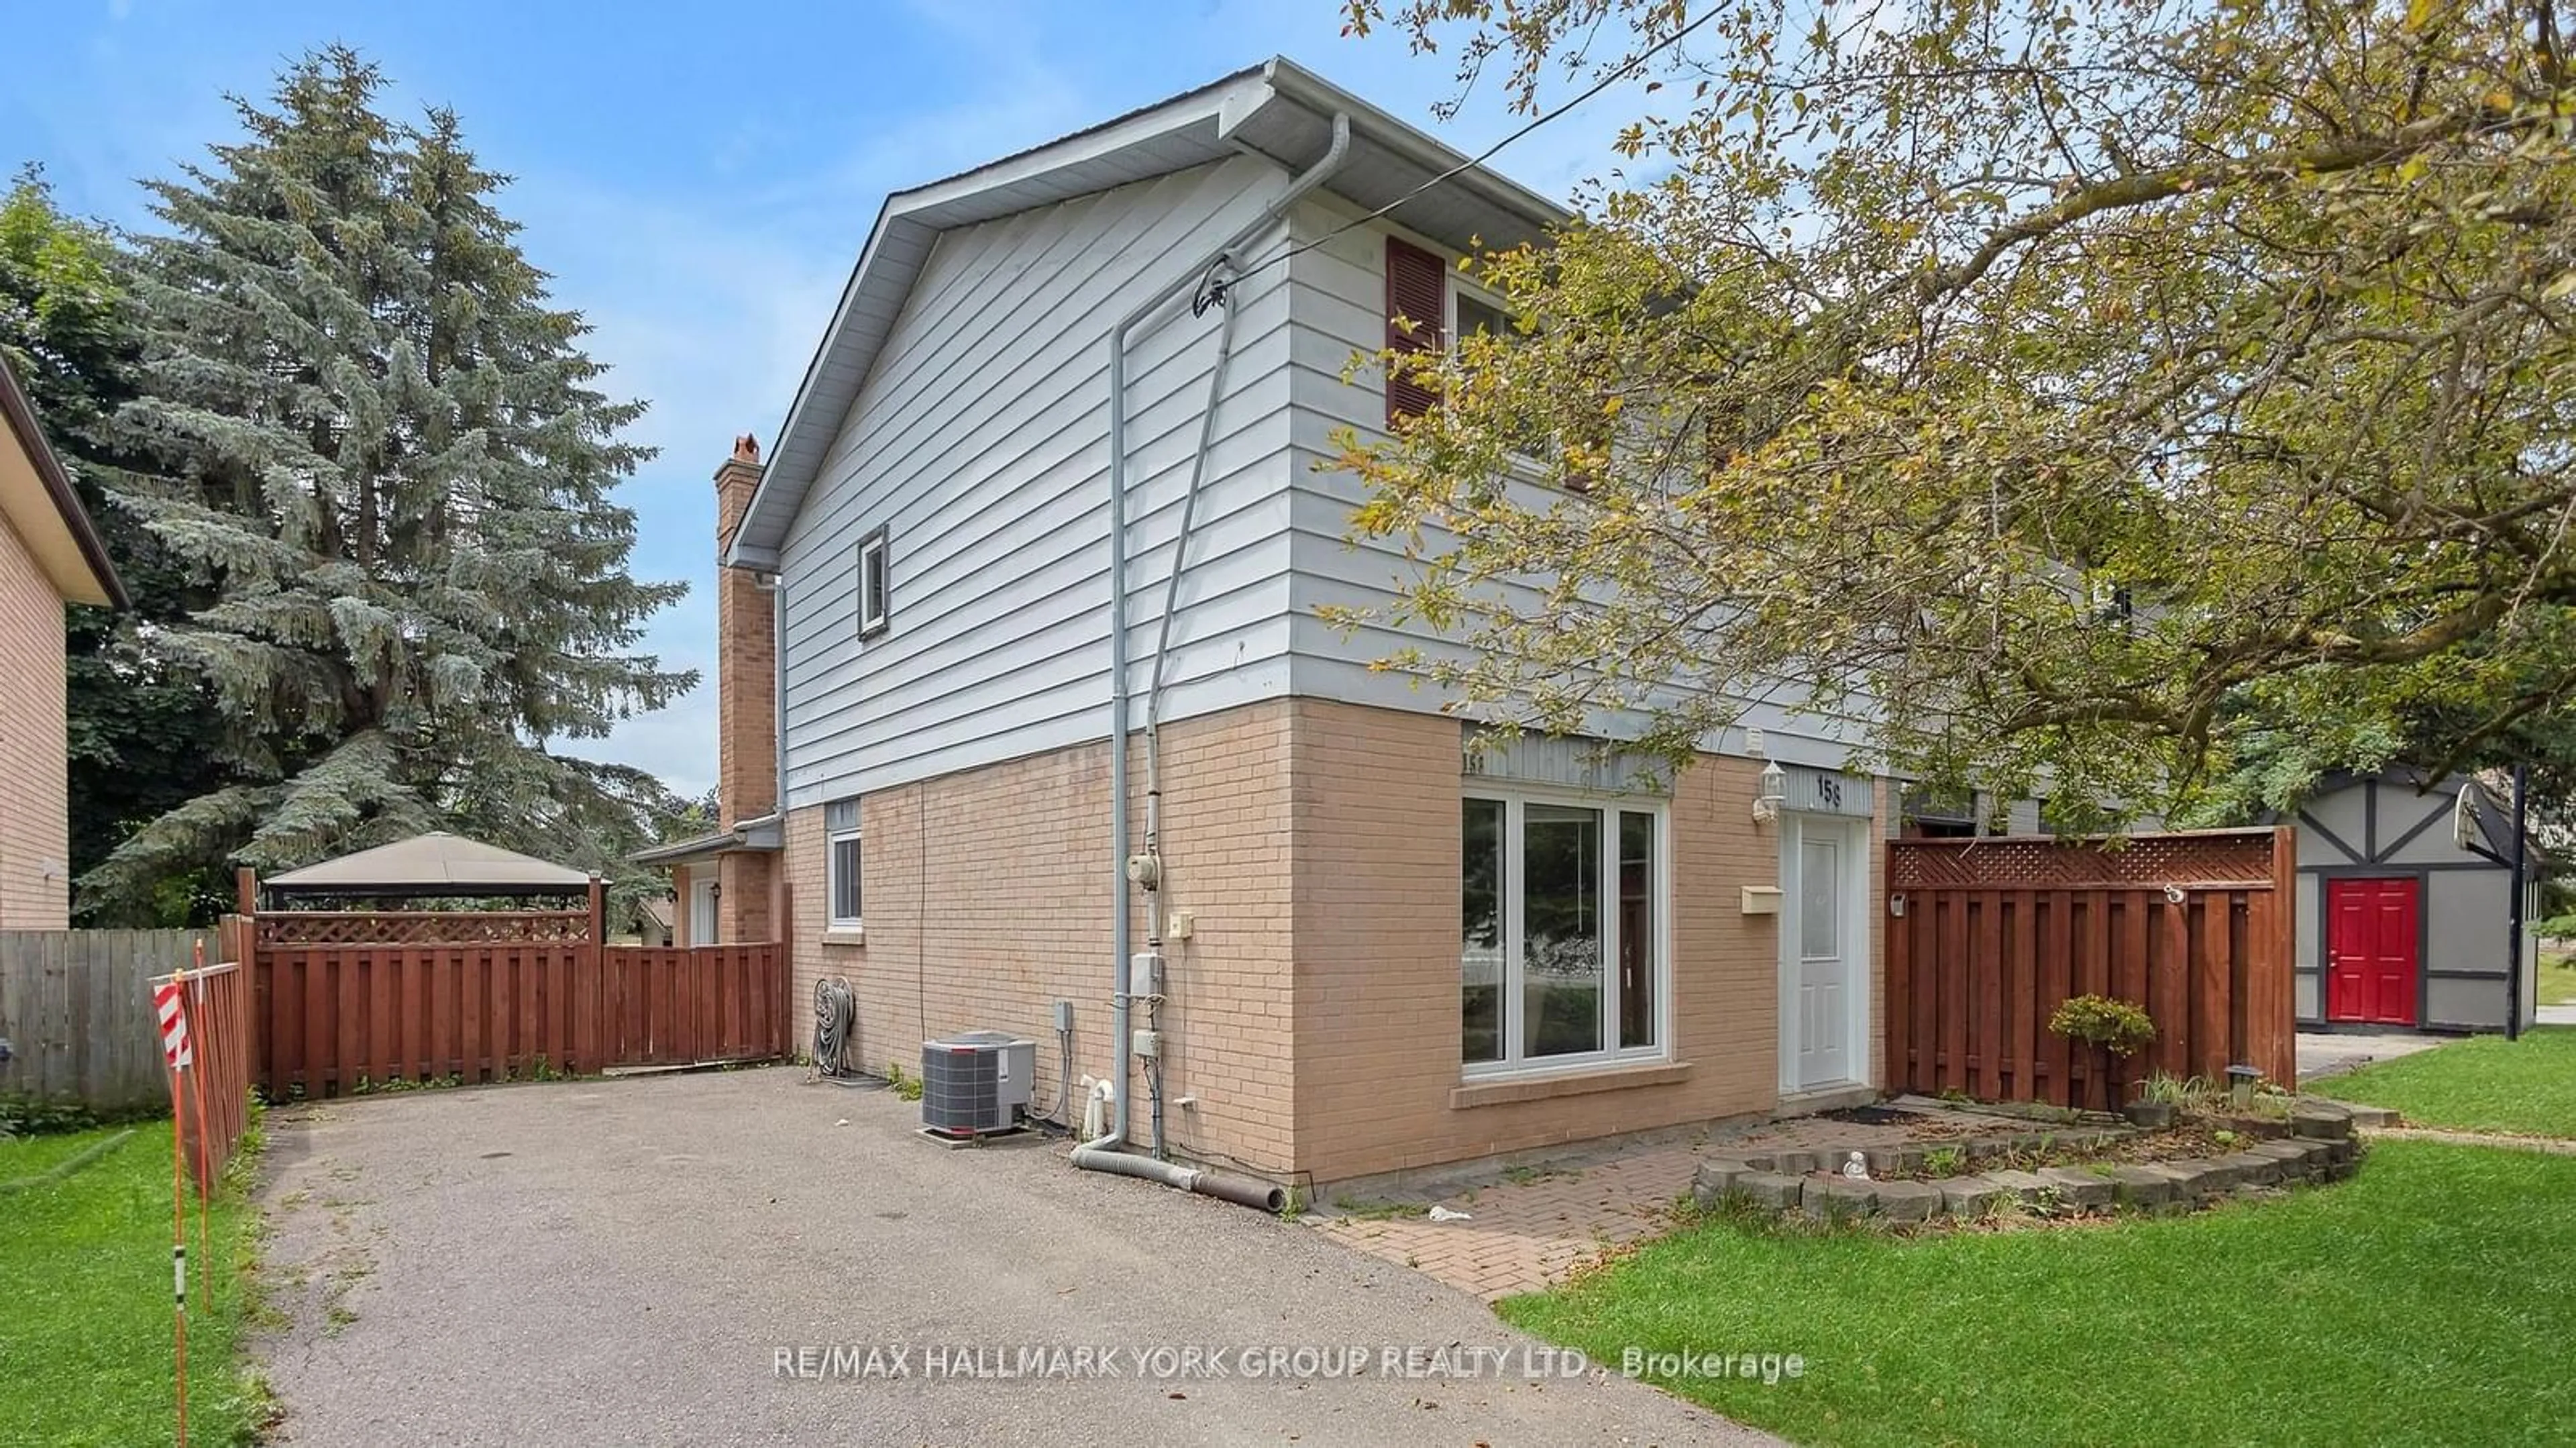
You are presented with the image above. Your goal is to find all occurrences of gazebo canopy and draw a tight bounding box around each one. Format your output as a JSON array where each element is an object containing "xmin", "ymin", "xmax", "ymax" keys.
[{"xmin": 264, "ymin": 832, "xmax": 594, "ymax": 900}]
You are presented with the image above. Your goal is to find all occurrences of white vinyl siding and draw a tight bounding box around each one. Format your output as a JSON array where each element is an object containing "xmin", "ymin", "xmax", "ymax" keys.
[
  {"xmin": 775, "ymin": 154, "xmax": 1302, "ymax": 808},
  {"xmin": 1277, "ymin": 191, "xmax": 1880, "ymax": 770}
]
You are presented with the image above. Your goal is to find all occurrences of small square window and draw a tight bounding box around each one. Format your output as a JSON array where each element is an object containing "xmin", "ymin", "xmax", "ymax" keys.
[{"xmin": 857, "ymin": 526, "xmax": 891, "ymax": 639}]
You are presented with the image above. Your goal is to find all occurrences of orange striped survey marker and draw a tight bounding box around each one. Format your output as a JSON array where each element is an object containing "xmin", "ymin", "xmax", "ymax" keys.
[{"xmin": 153, "ymin": 972, "xmax": 195, "ymax": 1447}]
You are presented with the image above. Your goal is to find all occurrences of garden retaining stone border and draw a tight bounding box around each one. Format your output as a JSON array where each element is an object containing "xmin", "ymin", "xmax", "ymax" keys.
[{"xmin": 1693, "ymin": 1101, "xmax": 2362, "ymax": 1223}]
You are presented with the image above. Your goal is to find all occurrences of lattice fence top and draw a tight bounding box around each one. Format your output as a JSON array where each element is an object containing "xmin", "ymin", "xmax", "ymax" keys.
[
  {"xmin": 1888, "ymin": 829, "xmax": 2279, "ymax": 891},
  {"xmin": 254, "ymin": 910, "xmax": 592, "ymax": 946}
]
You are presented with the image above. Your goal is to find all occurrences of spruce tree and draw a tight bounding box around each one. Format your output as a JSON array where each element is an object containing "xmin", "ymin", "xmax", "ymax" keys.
[
  {"xmin": 1, "ymin": 170, "xmax": 226, "ymax": 923},
  {"xmin": 83, "ymin": 47, "xmax": 692, "ymax": 913}
]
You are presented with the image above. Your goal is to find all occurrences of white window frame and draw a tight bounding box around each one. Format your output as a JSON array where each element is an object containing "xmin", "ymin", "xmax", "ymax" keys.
[
  {"xmin": 1462, "ymin": 784, "xmax": 1672, "ymax": 1080},
  {"xmin": 857, "ymin": 525, "xmax": 890, "ymax": 639},
  {"xmin": 826, "ymin": 802, "xmax": 863, "ymax": 929}
]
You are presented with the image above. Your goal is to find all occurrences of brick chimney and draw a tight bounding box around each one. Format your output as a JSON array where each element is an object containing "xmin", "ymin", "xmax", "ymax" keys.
[
  {"xmin": 712, "ymin": 433, "xmax": 777, "ymax": 943},
  {"xmin": 714, "ymin": 434, "xmax": 776, "ymax": 830}
]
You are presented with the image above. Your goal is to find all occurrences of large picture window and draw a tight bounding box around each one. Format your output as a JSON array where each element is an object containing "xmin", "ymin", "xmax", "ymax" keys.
[{"xmin": 1461, "ymin": 791, "xmax": 1666, "ymax": 1073}]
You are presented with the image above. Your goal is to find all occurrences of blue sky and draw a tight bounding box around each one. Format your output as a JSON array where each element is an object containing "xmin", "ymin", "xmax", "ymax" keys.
[{"xmin": 5, "ymin": 0, "xmax": 1641, "ymax": 795}]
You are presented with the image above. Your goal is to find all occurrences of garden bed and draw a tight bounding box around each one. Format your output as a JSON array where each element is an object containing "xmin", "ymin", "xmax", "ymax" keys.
[{"xmin": 1696, "ymin": 1100, "xmax": 2364, "ymax": 1224}]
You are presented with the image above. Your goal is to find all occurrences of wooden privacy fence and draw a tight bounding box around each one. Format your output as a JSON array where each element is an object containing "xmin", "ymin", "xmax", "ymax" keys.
[
  {"xmin": 0, "ymin": 929, "xmax": 223, "ymax": 1112},
  {"xmin": 1884, "ymin": 827, "xmax": 2296, "ymax": 1109},
  {"xmin": 163, "ymin": 951, "xmax": 255, "ymax": 1192},
  {"xmin": 249, "ymin": 930, "xmax": 786, "ymax": 1100}
]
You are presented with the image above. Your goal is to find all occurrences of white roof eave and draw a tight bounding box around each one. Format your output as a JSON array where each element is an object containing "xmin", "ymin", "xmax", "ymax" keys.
[{"xmin": 722, "ymin": 56, "xmax": 1570, "ymax": 570}]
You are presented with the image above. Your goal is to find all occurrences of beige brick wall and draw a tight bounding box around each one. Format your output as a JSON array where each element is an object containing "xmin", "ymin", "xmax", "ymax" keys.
[
  {"xmin": 0, "ymin": 510, "xmax": 69, "ymax": 928},
  {"xmin": 782, "ymin": 701, "xmax": 1300, "ymax": 1175},
  {"xmin": 775, "ymin": 694, "xmax": 1885, "ymax": 1188},
  {"xmin": 716, "ymin": 851, "xmax": 773, "ymax": 943},
  {"xmin": 1290, "ymin": 700, "xmax": 1818, "ymax": 1183}
]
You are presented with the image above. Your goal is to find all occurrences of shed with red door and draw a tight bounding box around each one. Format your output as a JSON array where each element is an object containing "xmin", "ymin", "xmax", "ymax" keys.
[{"xmin": 2277, "ymin": 770, "xmax": 2543, "ymax": 1035}]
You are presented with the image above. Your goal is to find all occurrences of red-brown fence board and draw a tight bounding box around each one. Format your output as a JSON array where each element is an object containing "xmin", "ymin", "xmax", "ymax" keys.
[
  {"xmin": 239, "ymin": 902, "xmax": 786, "ymax": 1100},
  {"xmin": 164, "ymin": 952, "xmax": 254, "ymax": 1195},
  {"xmin": 1884, "ymin": 827, "xmax": 2296, "ymax": 1110}
]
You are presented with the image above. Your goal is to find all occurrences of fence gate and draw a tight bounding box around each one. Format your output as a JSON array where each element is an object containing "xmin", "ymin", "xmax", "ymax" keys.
[{"xmin": 1883, "ymin": 827, "xmax": 2296, "ymax": 1108}]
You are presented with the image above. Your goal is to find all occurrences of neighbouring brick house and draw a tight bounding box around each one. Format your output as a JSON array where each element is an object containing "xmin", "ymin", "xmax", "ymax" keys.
[
  {"xmin": 676, "ymin": 58, "xmax": 1890, "ymax": 1190},
  {"xmin": 0, "ymin": 357, "xmax": 126, "ymax": 928},
  {"xmin": 635, "ymin": 436, "xmax": 782, "ymax": 947}
]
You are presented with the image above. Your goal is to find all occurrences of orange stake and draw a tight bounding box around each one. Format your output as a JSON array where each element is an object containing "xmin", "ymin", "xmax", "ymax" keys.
[
  {"xmin": 168, "ymin": 1053, "xmax": 191, "ymax": 1448},
  {"xmin": 156, "ymin": 970, "xmax": 195, "ymax": 1448},
  {"xmin": 185, "ymin": 957, "xmax": 213, "ymax": 1305}
]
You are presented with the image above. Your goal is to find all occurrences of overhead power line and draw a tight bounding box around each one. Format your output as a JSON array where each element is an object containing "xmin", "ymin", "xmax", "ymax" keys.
[{"xmin": 1240, "ymin": 6, "xmax": 1717, "ymax": 281}]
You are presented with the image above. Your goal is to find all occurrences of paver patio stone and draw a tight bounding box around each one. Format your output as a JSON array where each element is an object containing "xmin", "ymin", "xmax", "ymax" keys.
[
  {"xmin": 2037, "ymin": 1166, "xmax": 2116, "ymax": 1208},
  {"xmin": 2098, "ymin": 1164, "xmax": 2180, "ymax": 1207},
  {"xmin": 1873, "ymin": 1180, "xmax": 1943, "ymax": 1222},
  {"xmin": 1735, "ymin": 1172, "xmax": 1805, "ymax": 1210},
  {"xmin": 1801, "ymin": 1176, "xmax": 1878, "ymax": 1219},
  {"xmin": 1935, "ymin": 1174, "xmax": 2012, "ymax": 1217},
  {"xmin": 1984, "ymin": 1168, "xmax": 2052, "ymax": 1203}
]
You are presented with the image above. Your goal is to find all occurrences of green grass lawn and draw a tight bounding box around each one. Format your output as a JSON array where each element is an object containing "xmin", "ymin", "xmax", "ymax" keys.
[
  {"xmin": 2316, "ymin": 1026, "xmax": 2576, "ymax": 1137},
  {"xmin": 2538, "ymin": 951, "xmax": 2576, "ymax": 1006},
  {"xmin": 1501, "ymin": 1142, "xmax": 2576, "ymax": 1447},
  {"xmin": 0, "ymin": 1121, "xmax": 266, "ymax": 1446}
]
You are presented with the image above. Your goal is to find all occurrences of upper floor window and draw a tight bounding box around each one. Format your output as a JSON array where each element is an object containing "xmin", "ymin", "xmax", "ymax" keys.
[
  {"xmin": 1385, "ymin": 236, "xmax": 1584, "ymax": 486},
  {"xmin": 857, "ymin": 525, "xmax": 891, "ymax": 639}
]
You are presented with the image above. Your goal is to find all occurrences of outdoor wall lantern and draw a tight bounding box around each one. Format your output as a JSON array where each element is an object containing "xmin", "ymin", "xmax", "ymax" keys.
[{"xmin": 1753, "ymin": 759, "xmax": 1786, "ymax": 823}]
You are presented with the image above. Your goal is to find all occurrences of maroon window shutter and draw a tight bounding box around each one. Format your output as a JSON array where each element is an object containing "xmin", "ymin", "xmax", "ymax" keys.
[{"xmin": 1383, "ymin": 237, "xmax": 1446, "ymax": 425}]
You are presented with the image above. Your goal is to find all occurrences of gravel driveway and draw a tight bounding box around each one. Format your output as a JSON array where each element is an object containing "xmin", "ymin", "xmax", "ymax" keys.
[{"xmin": 256, "ymin": 1067, "xmax": 1772, "ymax": 1447}]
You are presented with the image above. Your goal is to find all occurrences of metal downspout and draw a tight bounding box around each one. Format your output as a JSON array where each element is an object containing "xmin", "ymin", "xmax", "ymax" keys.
[
  {"xmin": 1140, "ymin": 266, "xmax": 1245, "ymax": 1160},
  {"xmin": 1073, "ymin": 112, "xmax": 1350, "ymax": 1209}
]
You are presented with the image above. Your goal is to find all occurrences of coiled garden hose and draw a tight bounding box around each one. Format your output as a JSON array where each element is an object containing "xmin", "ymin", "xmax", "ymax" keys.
[{"xmin": 812, "ymin": 976, "xmax": 857, "ymax": 1079}]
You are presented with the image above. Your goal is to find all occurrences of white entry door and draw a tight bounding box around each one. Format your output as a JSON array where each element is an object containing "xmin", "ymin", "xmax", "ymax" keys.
[
  {"xmin": 1781, "ymin": 816, "xmax": 1860, "ymax": 1092},
  {"xmin": 689, "ymin": 875, "xmax": 718, "ymax": 946}
]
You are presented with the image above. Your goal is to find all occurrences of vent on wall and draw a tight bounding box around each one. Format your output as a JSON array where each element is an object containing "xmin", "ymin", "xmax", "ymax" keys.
[{"xmin": 920, "ymin": 1031, "xmax": 1035, "ymax": 1139}]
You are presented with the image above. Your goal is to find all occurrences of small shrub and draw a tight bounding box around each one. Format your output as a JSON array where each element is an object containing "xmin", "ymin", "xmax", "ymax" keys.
[
  {"xmin": 1923, "ymin": 1145, "xmax": 1966, "ymax": 1177},
  {"xmin": 0, "ymin": 1093, "xmax": 103, "ymax": 1138},
  {"xmin": 2049, "ymin": 994, "xmax": 2158, "ymax": 1056}
]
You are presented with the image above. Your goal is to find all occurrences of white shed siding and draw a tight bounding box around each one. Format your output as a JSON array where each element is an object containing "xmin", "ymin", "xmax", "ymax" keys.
[
  {"xmin": 1275, "ymin": 191, "xmax": 1878, "ymax": 769},
  {"xmin": 777, "ymin": 154, "xmax": 1302, "ymax": 808}
]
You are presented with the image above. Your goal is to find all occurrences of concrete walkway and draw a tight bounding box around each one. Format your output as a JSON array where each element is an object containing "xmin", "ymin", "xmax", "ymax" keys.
[
  {"xmin": 2296, "ymin": 1030, "xmax": 2444, "ymax": 1083},
  {"xmin": 2366, "ymin": 1125, "xmax": 2576, "ymax": 1155},
  {"xmin": 1313, "ymin": 1104, "xmax": 1998, "ymax": 1302},
  {"xmin": 255, "ymin": 1068, "xmax": 1772, "ymax": 1447},
  {"xmin": 2538, "ymin": 1004, "xmax": 2576, "ymax": 1027}
]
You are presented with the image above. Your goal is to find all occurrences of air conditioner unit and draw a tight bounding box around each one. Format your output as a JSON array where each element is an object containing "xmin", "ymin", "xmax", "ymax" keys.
[{"xmin": 920, "ymin": 1031, "xmax": 1035, "ymax": 1138}]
